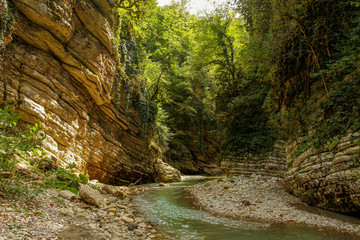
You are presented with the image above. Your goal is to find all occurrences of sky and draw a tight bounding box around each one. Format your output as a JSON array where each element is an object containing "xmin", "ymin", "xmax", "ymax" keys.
[{"xmin": 157, "ymin": 0, "xmax": 228, "ymax": 15}]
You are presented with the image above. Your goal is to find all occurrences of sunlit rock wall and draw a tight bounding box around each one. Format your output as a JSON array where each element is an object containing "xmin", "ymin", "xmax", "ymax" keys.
[
  {"xmin": 284, "ymin": 131, "xmax": 360, "ymax": 213},
  {"xmin": 0, "ymin": 0, "xmax": 156, "ymax": 184}
]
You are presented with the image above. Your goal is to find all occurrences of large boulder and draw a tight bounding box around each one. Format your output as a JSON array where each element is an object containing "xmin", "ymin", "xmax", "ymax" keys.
[
  {"xmin": 88, "ymin": 181, "xmax": 130, "ymax": 199},
  {"xmin": 59, "ymin": 190, "xmax": 77, "ymax": 201},
  {"xmin": 79, "ymin": 184, "xmax": 106, "ymax": 208},
  {"xmin": 155, "ymin": 159, "xmax": 181, "ymax": 183}
]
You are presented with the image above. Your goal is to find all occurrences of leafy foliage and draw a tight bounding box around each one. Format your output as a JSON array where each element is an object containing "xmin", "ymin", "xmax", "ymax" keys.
[
  {"xmin": 0, "ymin": 106, "xmax": 46, "ymax": 170},
  {"xmin": 196, "ymin": 6, "xmax": 274, "ymax": 155},
  {"xmin": 45, "ymin": 164, "xmax": 89, "ymax": 195},
  {"xmin": 137, "ymin": 2, "xmax": 225, "ymax": 167},
  {"xmin": 0, "ymin": 108, "xmax": 89, "ymax": 195},
  {"xmin": 234, "ymin": 0, "xmax": 360, "ymax": 154},
  {"xmin": 120, "ymin": 0, "xmax": 275, "ymax": 166},
  {"xmin": 114, "ymin": 0, "xmax": 359, "ymax": 168}
]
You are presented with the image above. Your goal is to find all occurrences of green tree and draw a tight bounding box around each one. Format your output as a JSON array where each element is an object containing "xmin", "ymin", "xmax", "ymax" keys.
[
  {"xmin": 136, "ymin": 1, "xmax": 224, "ymax": 172},
  {"xmin": 192, "ymin": 4, "xmax": 274, "ymax": 156},
  {"xmin": 234, "ymin": 0, "xmax": 360, "ymax": 150}
]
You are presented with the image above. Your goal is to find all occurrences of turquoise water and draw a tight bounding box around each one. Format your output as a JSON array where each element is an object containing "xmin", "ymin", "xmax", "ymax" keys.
[{"xmin": 134, "ymin": 179, "xmax": 357, "ymax": 240}]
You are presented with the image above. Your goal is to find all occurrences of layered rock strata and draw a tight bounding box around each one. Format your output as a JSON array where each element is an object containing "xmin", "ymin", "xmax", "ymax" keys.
[
  {"xmin": 221, "ymin": 141, "xmax": 287, "ymax": 177},
  {"xmin": 284, "ymin": 131, "xmax": 360, "ymax": 213},
  {"xmin": 0, "ymin": 0, "xmax": 156, "ymax": 184},
  {"xmin": 154, "ymin": 159, "xmax": 181, "ymax": 183}
]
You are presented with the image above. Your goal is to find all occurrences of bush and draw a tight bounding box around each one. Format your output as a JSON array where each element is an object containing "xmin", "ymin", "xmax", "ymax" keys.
[
  {"xmin": 0, "ymin": 106, "xmax": 46, "ymax": 170},
  {"xmin": 45, "ymin": 164, "xmax": 89, "ymax": 194}
]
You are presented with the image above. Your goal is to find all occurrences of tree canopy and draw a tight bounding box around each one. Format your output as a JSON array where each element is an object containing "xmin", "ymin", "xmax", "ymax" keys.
[{"xmin": 115, "ymin": 0, "xmax": 360, "ymax": 172}]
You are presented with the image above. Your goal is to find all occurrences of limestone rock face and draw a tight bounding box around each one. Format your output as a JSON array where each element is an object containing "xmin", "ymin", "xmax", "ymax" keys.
[
  {"xmin": 155, "ymin": 159, "xmax": 181, "ymax": 183},
  {"xmin": 0, "ymin": 0, "xmax": 155, "ymax": 184},
  {"xmin": 284, "ymin": 131, "xmax": 360, "ymax": 213},
  {"xmin": 221, "ymin": 141, "xmax": 287, "ymax": 177}
]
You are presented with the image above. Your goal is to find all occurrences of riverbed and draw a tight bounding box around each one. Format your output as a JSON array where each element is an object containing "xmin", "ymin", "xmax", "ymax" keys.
[{"xmin": 134, "ymin": 175, "xmax": 360, "ymax": 239}]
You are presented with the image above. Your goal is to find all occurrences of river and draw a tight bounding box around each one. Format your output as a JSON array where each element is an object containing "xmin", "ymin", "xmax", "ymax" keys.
[{"xmin": 134, "ymin": 177, "xmax": 354, "ymax": 240}]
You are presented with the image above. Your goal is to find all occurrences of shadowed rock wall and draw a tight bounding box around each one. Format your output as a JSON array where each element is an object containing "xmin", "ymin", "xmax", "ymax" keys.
[
  {"xmin": 0, "ymin": 0, "xmax": 156, "ymax": 184},
  {"xmin": 221, "ymin": 141, "xmax": 287, "ymax": 177}
]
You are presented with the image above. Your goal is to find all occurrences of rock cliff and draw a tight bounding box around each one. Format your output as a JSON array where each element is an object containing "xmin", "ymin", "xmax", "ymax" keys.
[
  {"xmin": 0, "ymin": 0, "xmax": 157, "ymax": 184},
  {"xmin": 221, "ymin": 141, "xmax": 287, "ymax": 177},
  {"xmin": 285, "ymin": 131, "xmax": 360, "ymax": 213}
]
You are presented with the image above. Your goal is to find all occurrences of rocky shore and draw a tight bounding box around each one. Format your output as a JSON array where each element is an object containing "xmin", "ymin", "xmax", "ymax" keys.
[
  {"xmin": 186, "ymin": 174, "xmax": 360, "ymax": 238},
  {"xmin": 0, "ymin": 180, "xmax": 166, "ymax": 240},
  {"xmin": 3, "ymin": 173, "xmax": 360, "ymax": 239}
]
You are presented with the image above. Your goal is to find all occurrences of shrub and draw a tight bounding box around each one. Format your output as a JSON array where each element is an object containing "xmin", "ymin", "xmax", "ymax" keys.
[
  {"xmin": 0, "ymin": 106, "xmax": 46, "ymax": 170},
  {"xmin": 45, "ymin": 164, "xmax": 89, "ymax": 194}
]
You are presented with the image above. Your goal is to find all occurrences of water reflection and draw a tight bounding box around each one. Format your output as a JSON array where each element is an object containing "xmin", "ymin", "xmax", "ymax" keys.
[{"xmin": 134, "ymin": 179, "xmax": 355, "ymax": 240}]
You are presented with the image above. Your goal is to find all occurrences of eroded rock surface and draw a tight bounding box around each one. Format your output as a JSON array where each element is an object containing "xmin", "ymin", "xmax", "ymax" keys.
[
  {"xmin": 155, "ymin": 159, "xmax": 181, "ymax": 183},
  {"xmin": 0, "ymin": 0, "xmax": 156, "ymax": 184},
  {"xmin": 221, "ymin": 140, "xmax": 287, "ymax": 177},
  {"xmin": 79, "ymin": 184, "xmax": 105, "ymax": 208},
  {"xmin": 285, "ymin": 131, "xmax": 360, "ymax": 213}
]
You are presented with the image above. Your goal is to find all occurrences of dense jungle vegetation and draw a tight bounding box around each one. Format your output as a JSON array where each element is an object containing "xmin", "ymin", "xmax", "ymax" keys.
[{"xmin": 113, "ymin": 0, "xmax": 360, "ymax": 172}]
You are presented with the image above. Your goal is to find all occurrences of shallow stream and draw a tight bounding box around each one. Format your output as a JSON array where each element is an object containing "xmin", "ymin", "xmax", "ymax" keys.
[{"xmin": 134, "ymin": 177, "xmax": 356, "ymax": 240}]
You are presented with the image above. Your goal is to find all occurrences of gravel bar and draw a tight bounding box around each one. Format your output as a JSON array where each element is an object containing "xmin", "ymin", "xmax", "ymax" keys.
[{"xmin": 186, "ymin": 174, "xmax": 360, "ymax": 238}]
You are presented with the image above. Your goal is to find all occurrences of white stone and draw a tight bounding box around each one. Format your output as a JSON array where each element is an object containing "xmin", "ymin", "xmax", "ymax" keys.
[{"xmin": 121, "ymin": 216, "xmax": 134, "ymax": 223}]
